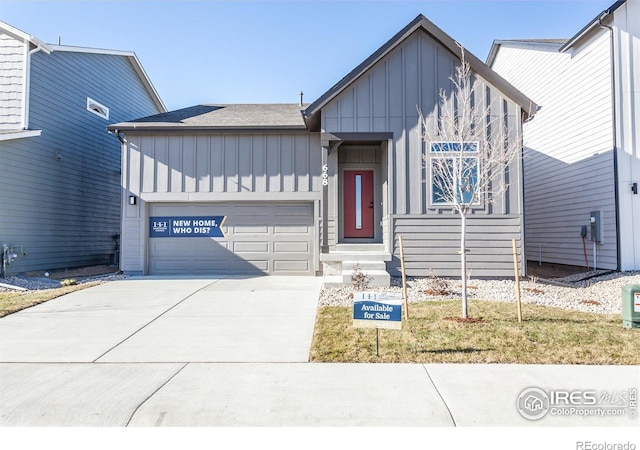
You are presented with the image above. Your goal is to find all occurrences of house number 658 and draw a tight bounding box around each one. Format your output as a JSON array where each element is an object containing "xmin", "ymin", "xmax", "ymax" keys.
[{"xmin": 322, "ymin": 164, "xmax": 329, "ymax": 186}]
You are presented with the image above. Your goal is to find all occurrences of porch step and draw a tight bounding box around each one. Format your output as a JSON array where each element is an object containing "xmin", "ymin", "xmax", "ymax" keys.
[
  {"xmin": 335, "ymin": 243, "xmax": 385, "ymax": 252},
  {"xmin": 320, "ymin": 251, "xmax": 392, "ymax": 262},
  {"xmin": 342, "ymin": 269, "xmax": 390, "ymax": 287},
  {"xmin": 342, "ymin": 260, "xmax": 387, "ymax": 271},
  {"xmin": 320, "ymin": 244, "xmax": 391, "ymax": 288},
  {"xmin": 322, "ymin": 262, "xmax": 391, "ymax": 288}
]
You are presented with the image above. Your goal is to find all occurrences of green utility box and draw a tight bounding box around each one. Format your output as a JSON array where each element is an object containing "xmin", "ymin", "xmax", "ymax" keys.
[{"xmin": 622, "ymin": 284, "xmax": 640, "ymax": 329}]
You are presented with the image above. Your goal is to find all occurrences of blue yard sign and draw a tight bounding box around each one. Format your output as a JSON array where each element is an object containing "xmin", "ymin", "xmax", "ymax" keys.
[
  {"xmin": 353, "ymin": 292, "xmax": 402, "ymax": 330},
  {"xmin": 149, "ymin": 216, "xmax": 227, "ymax": 238}
]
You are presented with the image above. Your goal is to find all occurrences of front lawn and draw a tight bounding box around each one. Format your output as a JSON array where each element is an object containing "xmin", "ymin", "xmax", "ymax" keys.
[
  {"xmin": 309, "ymin": 300, "xmax": 639, "ymax": 364},
  {"xmin": 0, "ymin": 283, "xmax": 99, "ymax": 318}
]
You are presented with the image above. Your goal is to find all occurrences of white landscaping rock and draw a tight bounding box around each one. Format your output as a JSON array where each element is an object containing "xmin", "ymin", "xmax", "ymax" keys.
[{"xmin": 319, "ymin": 271, "xmax": 640, "ymax": 315}]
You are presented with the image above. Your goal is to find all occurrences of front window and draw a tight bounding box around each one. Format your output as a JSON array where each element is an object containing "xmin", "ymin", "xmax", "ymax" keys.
[{"xmin": 429, "ymin": 141, "xmax": 479, "ymax": 205}]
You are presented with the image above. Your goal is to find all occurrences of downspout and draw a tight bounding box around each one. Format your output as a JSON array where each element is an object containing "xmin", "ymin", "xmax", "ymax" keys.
[
  {"xmin": 109, "ymin": 129, "xmax": 126, "ymax": 145},
  {"xmin": 598, "ymin": 17, "xmax": 622, "ymax": 271}
]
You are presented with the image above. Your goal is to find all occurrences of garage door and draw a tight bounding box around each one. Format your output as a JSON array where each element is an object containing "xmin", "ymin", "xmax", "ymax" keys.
[{"xmin": 148, "ymin": 203, "xmax": 315, "ymax": 275}]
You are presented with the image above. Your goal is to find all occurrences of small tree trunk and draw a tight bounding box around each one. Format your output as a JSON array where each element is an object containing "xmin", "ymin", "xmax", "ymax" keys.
[{"xmin": 460, "ymin": 213, "xmax": 469, "ymax": 318}]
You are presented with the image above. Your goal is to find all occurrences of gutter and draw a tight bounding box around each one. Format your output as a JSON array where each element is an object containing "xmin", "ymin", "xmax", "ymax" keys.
[
  {"xmin": 560, "ymin": 0, "xmax": 625, "ymax": 52},
  {"xmin": 597, "ymin": 18, "xmax": 622, "ymax": 271}
]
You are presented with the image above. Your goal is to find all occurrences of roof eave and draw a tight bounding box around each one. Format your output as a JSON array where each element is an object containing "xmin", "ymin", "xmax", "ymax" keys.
[
  {"xmin": 107, "ymin": 124, "xmax": 309, "ymax": 133},
  {"xmin": 560, "ymin": 0, "xmax": 626, "ymax": 52},
  {"xmin": 0, "ymin": 129, "xmax": 42, "ymax": 141},
  {"xmin": 486, "ymin": 40, "xmax": 566, "ymax": 67},
  {"xmin": 0, "ymin": 20, "xmax": 52, "ymax": 53},
  {"xmin": 486, "ymin": 41, "xmax": 504, "ymax": 68}
]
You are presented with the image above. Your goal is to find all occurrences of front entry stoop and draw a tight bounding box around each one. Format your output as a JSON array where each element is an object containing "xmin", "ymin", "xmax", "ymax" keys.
[{"xmin": 320, "ymin": 244, "xmax": 391, "ymax": 288}]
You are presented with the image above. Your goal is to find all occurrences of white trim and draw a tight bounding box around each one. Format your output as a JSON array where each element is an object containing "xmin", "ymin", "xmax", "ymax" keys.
[
  {"xmin": 87, "ymin": 97, "xmax": 109, "ymax": 120},
  {"xmin": 429, "ymin": 141, "xmax": 479, "ymax": 153},
  {"xmin": 0, "ymin": 130, "xmax": 42, "ymax": 141},
  {"xmin": 21, "ymin": 41, "xmax": 29, "ymax": 129},
  {"xmin": 0, "ymin": 20, "xmax": 52, "ymax": 53},
  {"xmin": 48, "ymin": 44, "xmax": 137, "ymax": 57},
  {"xmin": 427, "ymin": 141, "xmax": 482, "ymax": 208}
]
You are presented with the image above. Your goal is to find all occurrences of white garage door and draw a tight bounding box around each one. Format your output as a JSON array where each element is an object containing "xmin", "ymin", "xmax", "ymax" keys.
[{"xmin": 148, "ymin": 203, "xmax": 315, "ymax": 275}]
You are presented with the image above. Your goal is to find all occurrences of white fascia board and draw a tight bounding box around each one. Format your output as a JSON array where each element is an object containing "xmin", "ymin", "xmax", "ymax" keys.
[
  {"xmin": 48, "ymin": 44, "xmax": 135, "ymax": 57},
  {"xmin": 0, "ymin": 20, "xmax": 52, "ymax": 53},
  {"xmin": 0, "ymin": 130, "xmax": 42, "ymax": 141}
]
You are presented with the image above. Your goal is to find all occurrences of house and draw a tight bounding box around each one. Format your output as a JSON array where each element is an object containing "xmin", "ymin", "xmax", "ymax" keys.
[
  {"xmin": 0, "ymin": 21, "xmax": 165, "ymax": 275},
  {"xmin": 487, "ymin": 0, "xmax": 640, "ymax": 271},
  {"xmin": 108, "ymin": 14, "xmax": 536, "ymax": 284}
]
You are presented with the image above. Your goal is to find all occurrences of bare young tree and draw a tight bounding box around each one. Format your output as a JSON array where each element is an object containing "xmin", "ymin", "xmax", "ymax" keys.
[{"xmin": 419, "ymin": 47, "xmax": 524, "ymax": 319}]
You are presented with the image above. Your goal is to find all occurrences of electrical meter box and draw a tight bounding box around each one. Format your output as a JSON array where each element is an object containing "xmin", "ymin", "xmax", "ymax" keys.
[
  {"xmin": 621, "ymin": 284, "xmax": 640, "ymax": 328},
  {"xmin": 590, "ymin": 211, "xmax": 602, "ymax": 243}
]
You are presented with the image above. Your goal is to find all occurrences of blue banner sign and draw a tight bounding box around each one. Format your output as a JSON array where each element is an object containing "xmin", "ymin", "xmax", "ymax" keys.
[
  {"xmin": 149, "ymin": 216, "xmax": 227, "ymax": 238},
  {"xmin": 353, "ymin": 292, "xmax": 402, "ymax": 330}
]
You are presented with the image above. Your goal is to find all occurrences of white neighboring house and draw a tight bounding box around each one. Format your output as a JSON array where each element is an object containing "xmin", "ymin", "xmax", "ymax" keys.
[{"xmin": 487, "ymin": 0, "xmax": 640, "ymax": 271}]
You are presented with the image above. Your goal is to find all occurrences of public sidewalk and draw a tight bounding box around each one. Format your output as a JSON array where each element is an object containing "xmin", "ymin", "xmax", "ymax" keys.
[{"xmin": 0, "ymin": 276, "xmax": 638, "ymax": 427}]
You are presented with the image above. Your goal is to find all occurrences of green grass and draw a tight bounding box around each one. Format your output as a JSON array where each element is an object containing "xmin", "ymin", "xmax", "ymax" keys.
[
  {"xmin": 0, "ymin": 283, "xmax": 99, "ymax": 318},
  {"xmin": 310, "ymin": 300, "xmax": 640, "ymax": 364}
]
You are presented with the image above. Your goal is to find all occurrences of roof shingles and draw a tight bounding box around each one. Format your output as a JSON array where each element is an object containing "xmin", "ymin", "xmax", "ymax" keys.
[{"xmin": 109, "ymin": 103, "xmax": 308, "ymax": 131}]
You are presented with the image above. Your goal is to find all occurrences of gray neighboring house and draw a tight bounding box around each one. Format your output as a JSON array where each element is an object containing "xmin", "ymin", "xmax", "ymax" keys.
[
  {"xmin": 109, "ymin": 14, "xmax": 536, "ymax": 284},
  {"xmin": 0, "ymin": 21, "xmax": 165, "ymax": 275},
  {"xmin": 488, "ymin": 0, "xmax": 640, "ymax": 271}
]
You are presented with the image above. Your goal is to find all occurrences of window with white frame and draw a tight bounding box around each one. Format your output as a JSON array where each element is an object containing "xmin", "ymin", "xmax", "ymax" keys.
[
  {"xmin": 86, "ymin": 97, "xmax": 109, "ymax": 120},
  {"xmin": 429, "ymin": 141, "xmax": 479, "ymax": 205}
]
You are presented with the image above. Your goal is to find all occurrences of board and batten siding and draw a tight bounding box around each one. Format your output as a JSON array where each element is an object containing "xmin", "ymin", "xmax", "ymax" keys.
[
  {"xmin": 0, "ymin": 50, "xmax": 162, "ymax": 273},
  {"xmin": 613, "ymin": 0, "xmax": 640, "ymax": 270},
  {"xmin": 491, "ymin": 34, "xmax": 617, "ymax": 269},
  {"xmin": 0, "ymin": 33, "xmax": 25, "ymax": 130},
  {"xmin": 321, "ymin": 29, "xmax": 525, "ymax": 276},
  {"xmin": 120, "ymin": 132, "xmax": 322, "ymax": 273}
]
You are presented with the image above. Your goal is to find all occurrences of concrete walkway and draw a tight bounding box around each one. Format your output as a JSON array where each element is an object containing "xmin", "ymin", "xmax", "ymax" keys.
[{"xmin": 0, "ymin": 276, "xmax": 638, "ymax": 427}]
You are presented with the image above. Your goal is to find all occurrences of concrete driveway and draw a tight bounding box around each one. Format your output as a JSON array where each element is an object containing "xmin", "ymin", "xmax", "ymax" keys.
[
  {"xmin": 0, "ymin": 276, "xmax": 322, "ymax": 363},
  {"xmin": 1, "ymin": 276, "xmax": 638, "ymax": 427}
]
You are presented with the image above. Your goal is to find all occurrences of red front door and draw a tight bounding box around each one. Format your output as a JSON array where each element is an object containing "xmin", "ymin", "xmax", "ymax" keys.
[{"xmin": 343, "ymin": 170, "xmax": 374, "ymax": 238}]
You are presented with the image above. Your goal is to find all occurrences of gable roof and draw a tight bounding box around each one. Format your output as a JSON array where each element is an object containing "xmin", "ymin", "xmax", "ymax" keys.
[
  {"xmin": 0, "ymin": 21, "xmax": 166, "ymax": 113},
  {"xmin": 303, "ymin": 14, "xmax": 538, "ymax": 131},
  {"xmin": 486, "ymin": 39, "xmax": 567, "ymax": 67},
  {"xmin": 108, "ymin": 103, "xmax": 308, "ymax": 132}
]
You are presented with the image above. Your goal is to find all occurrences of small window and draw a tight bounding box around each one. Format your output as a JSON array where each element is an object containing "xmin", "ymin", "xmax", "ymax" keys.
[{"xmin": 86, "ymin": 97, "xmax": 109, "ymax": 120}]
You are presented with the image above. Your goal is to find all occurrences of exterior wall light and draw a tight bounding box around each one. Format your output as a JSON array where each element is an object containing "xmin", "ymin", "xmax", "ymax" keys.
[{"xmin": 128, "ymin": 195, "xmax": 137, "ymax": 205}]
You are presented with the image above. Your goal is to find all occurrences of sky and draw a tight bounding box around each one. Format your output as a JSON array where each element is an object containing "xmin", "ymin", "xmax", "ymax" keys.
[{"xmin": 0, "ymin": 0, "xmax": 616, "ymax": 111}]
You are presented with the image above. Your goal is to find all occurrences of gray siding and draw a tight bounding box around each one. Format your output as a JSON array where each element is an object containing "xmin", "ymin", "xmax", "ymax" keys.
[
  {"xmin": 322, "ymin": 29, "xmax": 525, "ymax": 275},
  {"xmin": 491, "ymin": 35, "xmax": 617, "ymax": 270},
  {"xmin": 524, "ymin": 151, "xmax": 616, "ymax": 269},
  {"xmin": 0, "ymin": 50, "xmax": 162, "ymax": 273},
  {"xmin": 120, "ymin": 132, "xmax": 322, "ymax": 273},
  {"xmin": 124, "ymin": 133, "xmax": 322, "ymax": 196},
  {"xmin": 390, "ymin": 215, "xmax": 522, "ymax": 278},
  {"xmin": 0, "ymin": 33, "xmax": 25, "ymax": 129},
  {"xmin": 322, "ymin": 29, "xmax": 524, "ymax": 217}
]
